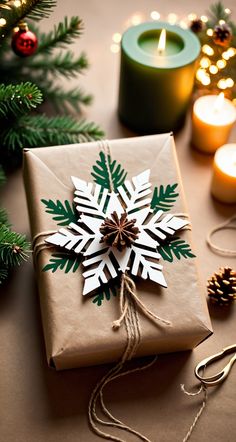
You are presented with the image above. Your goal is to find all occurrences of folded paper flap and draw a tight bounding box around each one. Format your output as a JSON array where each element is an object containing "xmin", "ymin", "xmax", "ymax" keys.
[{"xmin": 23, "ymin": 134, "xmax": 212, "ymax": 370}]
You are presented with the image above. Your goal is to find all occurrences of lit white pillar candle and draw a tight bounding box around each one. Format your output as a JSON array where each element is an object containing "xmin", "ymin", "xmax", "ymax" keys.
[
  {"xmin": 211, "ymin": 144, "xmax": 236, "ymax": 203},
  {"xmin": 191, "ymin": 93, "xmax": 236, "ymax": 154}
]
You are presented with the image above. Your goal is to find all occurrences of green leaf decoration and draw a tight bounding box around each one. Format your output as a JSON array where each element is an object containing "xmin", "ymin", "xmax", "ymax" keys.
[
  {"xmin": 43, "ymin": 253, "xmax": 82, "ymax": 273},
  {"xmin": 159, "ymin": 237, "xmax": 196, "ymax": 263},
  {"xmin": 91, "ymin": 151, "xmax": 127, "ymax": 191},
  {"xmin": 151, "ymin": 183, "xmax": 179, "ymax": 213},
  {"xmin": 92, "ymin": 286, "xmax": 117, "ymax": 306},
  {"xmin": 41, "ymin": 199, "xmax": 77, "ymax": 226}
]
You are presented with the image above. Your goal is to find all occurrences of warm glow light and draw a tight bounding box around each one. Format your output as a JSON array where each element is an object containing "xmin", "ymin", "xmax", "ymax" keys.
[
  {"xmin": 201, "ymin": 76, "xmax": 211, "ymax": 86},
  {"xmin": 214, "ymin": 93, "xmax": 225, "ymax": 112},
  {"xmin": 217, "ymin": 79, "xmax": 227, "ymax": 89},
  {"xmin": 14, "ymin": 0, "xmax": 21, "ymax": 6},
  {"xmin": 110, "ymin": 43, "xmax": 120, "ymax": 53},
  {"xmin": 112, "ymin": 33, "xmax": 121, "ymax": 43},
  {"xmin": 226, "ymin": 78, "xmax": 234, "ymax": 88},
  {"xmin": 188, "ymin": 13, "xmax": 197, "ymax": 21},
  {"xmin": 196, "ymin": 68, "xmax": 205, "ymax": 80},
  {"xmin": 227, "ymin": 47, "xmax": 236, "ymax": 57},
  {"xmin": 217, "ymin": 59, "xmax": 226, "ymax": 69},
  {"xmin": 200, "ymin": 57, "xmax": 211, "ymax": 68},
  {"xmin": 130, "ymin": 13, "xmax": 143, "ymax": 26},
  {"xmin": 157, "ymin": 29, "xmax": 166, "ymax": 55},
  {"xmin": 201, "ymin": 15, "xmax": 208, "ymax": 23},
  {"xmin": 207, "ymin": 28, "xmax": 213, "ymax": 36},
  {"xmin": 202, "ymin": 44, "xmax": 214, "ymax": 56},
  {"xmin": 222, "ymin": 51, "xmax": 230, "ymax": 60},
  {"xmin": 150, "ymin": 10, "xmax": 160, "ymax": 20},
  {"xmin": 179, "ymin": 20, "xmax": 188, "ymax": 29},
  {"xmin": 219, "ymin": 19, "xmax": 225, "ymax": 25},
  {"xmin": 225, "ymin": 8, "xmax": 231, "ymax": 14},
  {"xmin": 0, "ymin": 18, "xmax": 6, "ymax": 26},
  {"xmin": 167, "ymin": 13, "xmax": 178, "ymax": 25},
  {"xmin": 209, "ymin": 65, "xmax": 218, "ymax": 74}
]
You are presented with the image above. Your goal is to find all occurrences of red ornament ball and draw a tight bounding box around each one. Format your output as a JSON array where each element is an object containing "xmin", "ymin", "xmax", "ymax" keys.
[{"xmin": 12, "ymin": 28, "xmax": 38, "ymax": 57}]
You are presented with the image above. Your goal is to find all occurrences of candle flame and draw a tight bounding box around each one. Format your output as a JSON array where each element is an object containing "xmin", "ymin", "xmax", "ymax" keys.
[
  {"xmin": 213, "ymin": 92, "xmax": 224, "ymax": 112},
  {"xmin": 157, "ymin": 29, "xmax": 166, "ymax": 55}
]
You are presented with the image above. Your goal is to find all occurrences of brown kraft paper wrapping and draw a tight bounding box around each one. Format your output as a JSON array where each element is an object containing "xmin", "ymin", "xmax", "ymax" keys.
[{"xmin": 23, "ymin": 133, "xmax": 212, "ymax": 370}]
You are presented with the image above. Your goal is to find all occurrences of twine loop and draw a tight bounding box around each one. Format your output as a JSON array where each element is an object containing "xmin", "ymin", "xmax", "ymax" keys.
[{"xmin": 207, "ymin": 214, "xmax": 236, "ymax": 257}]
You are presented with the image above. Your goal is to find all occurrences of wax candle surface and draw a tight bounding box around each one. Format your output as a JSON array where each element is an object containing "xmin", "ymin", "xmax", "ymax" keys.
[
  {"xmin": 118, "ymin": 22, "xmax": 200, "ymax": 134},
  {"xmin": 211, "ymin": 144, "xmax": 236, "ymax": 203},
  {"xmin": 191, "ymin": 94, "xmax": 236, "ymax": 154}
]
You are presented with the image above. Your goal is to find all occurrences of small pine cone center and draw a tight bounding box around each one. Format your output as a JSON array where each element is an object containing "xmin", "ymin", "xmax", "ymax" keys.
[{"xmin": 99, "ymin": 211, "xmax": 140, "ymax": 251}]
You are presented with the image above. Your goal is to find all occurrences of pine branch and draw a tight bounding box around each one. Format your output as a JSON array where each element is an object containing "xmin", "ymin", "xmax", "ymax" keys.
[
  {"xmin": 1, "ymin": 114, "xmax": 104, "ymax": 150},
  {"xmin": 0, "ymin": 165, "xmax": 6, "ymax": 185},
  {"xmin": 40, "ymin": 83, "xmax": 92, "ymax": 113},
  {"xmin": 0, "ymin": 82, "xmax": 43, "ymax": 118},
  {"xmin": 0, "ymin": 0, "xmax": 56, "ymax": 43},
  {"xmin": 91, "ymin": 151, "xmax": 127, "ymax": 191},
  {"xmin": 36, "ymin": 16, "xmax": 84, "ymax": 55},
  {"xmin": 0, "ymin": 208, "xmax": 10, "ymax": 227},
  {"xmin": 26, "ymin": 51, "xmax": 88, "ymax": 77},
  {"xmin": 0, "ymin": 225, "xmax": 30, "ymax": 267},
  {"xmin": 43, "ymin": 253, "xmax": 82, "ymax": 273},
  {"xmin": 151, "ymin": 184, "xmax": 179, "ymax": 213},
  {"xmin": 159, "ymin": 237, "xmax": 196, "ymax": 263},
  {"xmin": 41, "ymin": 199, "xmax": 77, "ymax": 226}
]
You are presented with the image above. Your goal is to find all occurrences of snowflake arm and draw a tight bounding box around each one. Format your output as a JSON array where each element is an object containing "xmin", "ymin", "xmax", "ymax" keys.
[
  {"xmin": 82, "ymin": 249, "xmax": 119, "ymax": 295},
  {"xmin": 45, "ymin": 222, "xmax": 94, "ymax": 254},
  {"xmin": 130, "ymin": 246, "xmax": 167, "ymax": 287},
  {"xmin": 118, "ymin": 170, "xmax": 152, "ymax": 214},
  {"xmin": 71, "ymin": 176, "xmax": 108, "ymax": 218}
]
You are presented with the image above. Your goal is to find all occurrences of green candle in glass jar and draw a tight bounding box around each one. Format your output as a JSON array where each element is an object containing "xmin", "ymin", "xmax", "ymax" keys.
[{"xmin": 118, "ymin": 22, "xmax": 201, "ymax": 134}]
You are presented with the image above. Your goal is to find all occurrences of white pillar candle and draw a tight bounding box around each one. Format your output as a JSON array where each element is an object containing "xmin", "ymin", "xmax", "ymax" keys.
[
  {"xmin": 211, "ymin": 144, "xmax": 236, "ymax": 203},
  {"xmin": 191, "ymin": 93, "xmax": 236, "ymax": 154}
]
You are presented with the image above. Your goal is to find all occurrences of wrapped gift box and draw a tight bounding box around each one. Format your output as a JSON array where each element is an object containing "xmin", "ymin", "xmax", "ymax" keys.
[{"xmin": 23, "ymin": 133, "xmax": 212, "ymax": 370}]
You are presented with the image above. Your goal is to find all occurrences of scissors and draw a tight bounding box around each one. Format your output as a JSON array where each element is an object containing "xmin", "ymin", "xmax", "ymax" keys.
[{"xmin": 195, "ymin": 344, "xmax": 236, "ymax": 387}]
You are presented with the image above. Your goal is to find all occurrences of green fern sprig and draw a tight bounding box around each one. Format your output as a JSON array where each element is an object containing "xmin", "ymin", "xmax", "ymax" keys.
[
  {"xmin": 151, "ymin": 183, "xmax": 179, "ymax": 213},
  {"xmin": 91, "ymin": 151, "xmax": 127, "ymax": 191},
  {"xmin": 41, "ymin": 199, "xmax": 77, "ymax": 226},
  {"xmin": 159, "ymin": 237, "xmax": 196, "ymax": 263},
  {"xmin": 43, "ymin": 253, "xmax": 82, "ymax": 273},
  {"xmin": 92, "ymin": 286, "xmax": 117, "ymax": 306}
]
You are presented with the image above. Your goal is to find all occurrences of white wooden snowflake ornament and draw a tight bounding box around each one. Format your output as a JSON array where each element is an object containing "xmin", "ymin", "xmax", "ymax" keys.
[{"xmin": 45, "ymin": 170, "xmax": 189, "ymax": 296}]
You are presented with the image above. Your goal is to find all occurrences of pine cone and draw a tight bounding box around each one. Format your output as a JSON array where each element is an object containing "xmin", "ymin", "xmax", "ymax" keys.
[
  {"xmin": 207, "ymin": 267, "xmax": 236, "ymax": 305},
  {"xmin": 213, "ymin": 23, "xmax": 232, "ymax": 47},
  {"xmin": 99, "ymin": 211, "xmax": 139, "ymax": 251},
  {"xmin": 190, "ymin": 18, "xmax": 203, "ymax": 33}
]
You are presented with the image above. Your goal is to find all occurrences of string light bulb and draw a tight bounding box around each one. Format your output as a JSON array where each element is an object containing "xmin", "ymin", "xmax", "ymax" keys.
[
  {"xmin": 217, "ymin": 59, "xmax": 227, "ymax": 69},
  {"xmin": 207, "ymin": 28, "xmax": 213, "ymax": 36},
  {"xmin": 0, "ymin": 18, "xmax": 6, "ymax": 26},
  {"xmin": 209, "ymin": 65, "xmax": 218, "ymax": 74},
  {"xmin": 202, "ymin": 44, "xmax": 214, "ymax": 56},
  {"xmin": 200, "ymin": 57, "xmax": 211, "ymax": 68}
]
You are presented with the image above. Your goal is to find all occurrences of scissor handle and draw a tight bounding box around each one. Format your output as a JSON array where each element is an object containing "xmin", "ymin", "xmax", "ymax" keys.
[{"xmin": 195, "ymin": 344, "xmax": 236, "ymax": 387}]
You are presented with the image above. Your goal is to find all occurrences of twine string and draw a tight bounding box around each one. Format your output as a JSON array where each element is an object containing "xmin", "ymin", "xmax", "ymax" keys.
[
  {"xmin": 113, "ymin": 273, "xmax": 172, "ymax": 330},
  {"xmin": 181, "ymin": 365, "xmax": 208, "ymax": 442},
  {"xmin": 207, "ymin": 214, "xmax": 236, "ymax": 257}
]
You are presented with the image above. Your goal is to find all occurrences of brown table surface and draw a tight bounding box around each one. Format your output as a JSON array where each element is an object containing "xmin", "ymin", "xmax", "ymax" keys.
[{"xmin": 1, "ymin": 1, "xmax": 236, "ymax": 441}]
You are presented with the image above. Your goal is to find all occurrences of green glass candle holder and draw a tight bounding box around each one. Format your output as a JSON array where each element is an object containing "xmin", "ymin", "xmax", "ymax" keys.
[{"xmin": 118, "ymin": 22, "xmax": 201, "ymax": 134}]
